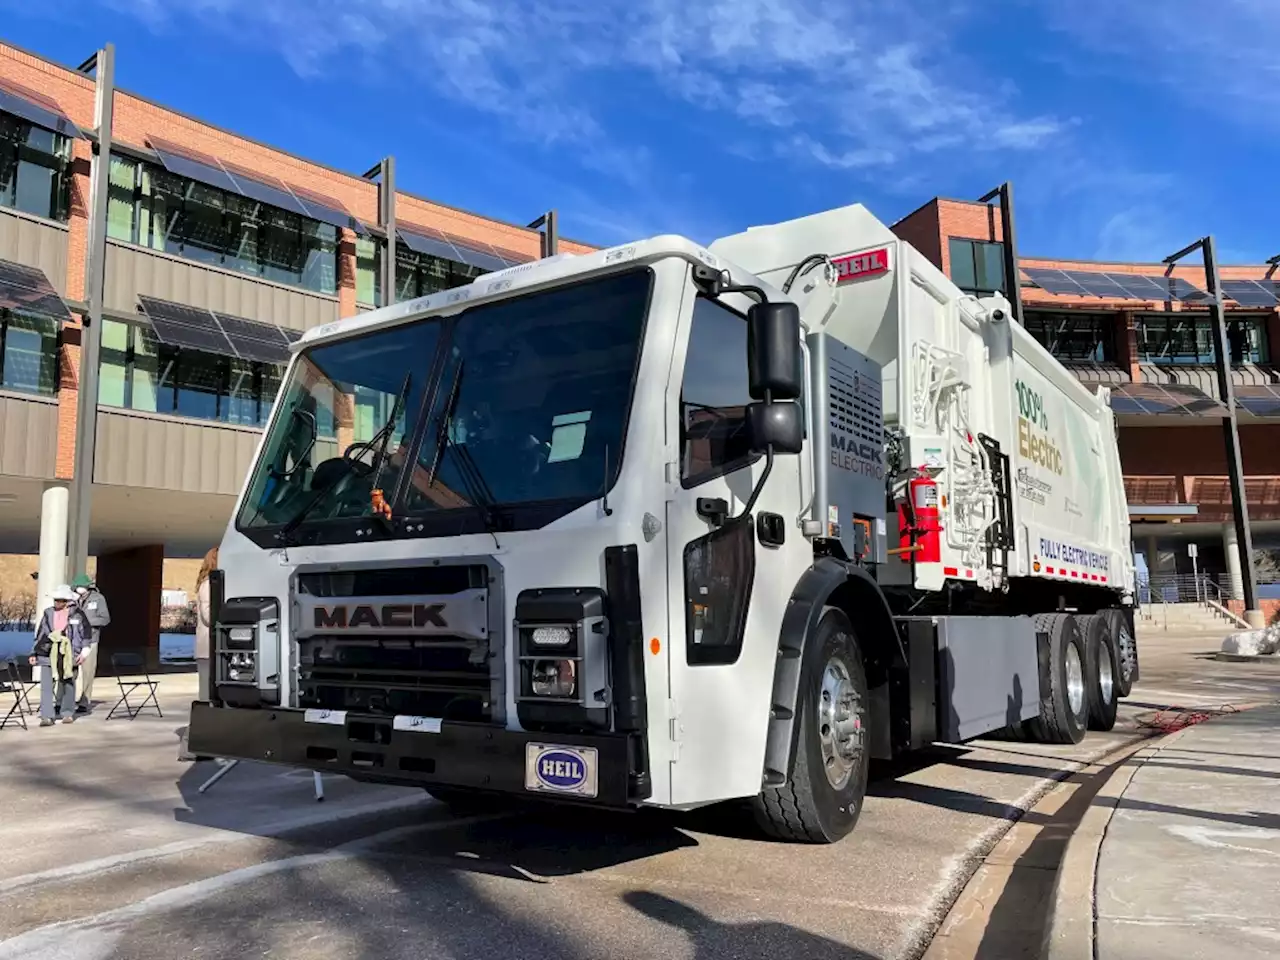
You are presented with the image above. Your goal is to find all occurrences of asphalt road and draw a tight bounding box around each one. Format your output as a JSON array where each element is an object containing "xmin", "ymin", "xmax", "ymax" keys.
[{"xmin": 1, "ymin": 625, "xmax": 1276, "ymax": 960}]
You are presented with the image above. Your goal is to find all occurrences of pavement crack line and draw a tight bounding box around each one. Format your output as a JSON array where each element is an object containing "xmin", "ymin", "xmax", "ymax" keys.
[{"xmin": 0, "ymin": 815, "xmax": 499, "ymax": 960}]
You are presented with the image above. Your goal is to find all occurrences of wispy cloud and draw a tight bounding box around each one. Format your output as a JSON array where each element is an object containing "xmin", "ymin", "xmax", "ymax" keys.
[
  {"xmin": 1042, "ymin": 0, "xmax": 1280, "ymax": 127},
  {"xmin": 97, "ymin": 0, "xmax": 1070, "ymax": 178}
]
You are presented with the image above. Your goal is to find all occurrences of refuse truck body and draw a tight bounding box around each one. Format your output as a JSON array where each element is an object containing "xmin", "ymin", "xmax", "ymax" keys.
[{"xmin": 189, "ymin": 203, "xmax": 1138, "ymax": 843}]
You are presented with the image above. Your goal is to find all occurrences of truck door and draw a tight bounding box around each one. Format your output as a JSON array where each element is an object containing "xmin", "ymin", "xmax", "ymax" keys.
[{"xmin": 663, "ymin": 290, "xmax": 809, "ymax": 806}]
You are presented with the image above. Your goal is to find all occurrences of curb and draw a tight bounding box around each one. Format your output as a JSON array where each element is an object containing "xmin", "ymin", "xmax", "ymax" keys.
[{"xmin": 1039, "ymin": 708, "xmax": 1265, "ymax": 960}]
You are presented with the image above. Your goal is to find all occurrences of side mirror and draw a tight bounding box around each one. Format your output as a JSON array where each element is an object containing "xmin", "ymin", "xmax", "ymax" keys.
[
  {"xmin": 747, "ymin": 401, "xmax": 803, "ymax": 455},
  {"xmin": 747, "ymin": 301, "xmax": 802, "ymax": 401}
]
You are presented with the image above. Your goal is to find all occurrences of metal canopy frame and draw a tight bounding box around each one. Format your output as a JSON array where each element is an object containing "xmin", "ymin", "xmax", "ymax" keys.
[
  {"xmin": 977, "ymin": 182, "xmax": 1023, "ymax": 323},
  {"xmin": 1164, "ymin": 235, "xmax": 1260, "ymax": 620},
  {"xmin": 527, "ymin": 210, "xmax": 559, "ymax": 259}
]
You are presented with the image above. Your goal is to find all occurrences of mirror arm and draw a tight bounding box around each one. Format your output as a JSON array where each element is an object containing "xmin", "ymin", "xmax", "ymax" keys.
[
  {"xmin": 721, "ymin": 282, "xmax": 768, "ymax": 304},
  {"xmin": 731, "ymin": 445, "xmax": 774, "ymax": 523}
]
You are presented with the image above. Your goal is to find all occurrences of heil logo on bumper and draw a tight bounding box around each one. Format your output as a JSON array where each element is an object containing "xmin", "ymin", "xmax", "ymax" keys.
[{"xmin": 534, "ymin": 749, "xmax": 588, "ymax": 791}]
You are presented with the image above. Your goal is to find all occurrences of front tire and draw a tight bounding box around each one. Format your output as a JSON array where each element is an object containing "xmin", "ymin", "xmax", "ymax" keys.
[
  {"xmin": 1026, "ymin": 613, "xmax": 1088, "ymax": 745},
  {"xmin": 752, "ymin": 607, "xmax": 870, "ymax": 843}
]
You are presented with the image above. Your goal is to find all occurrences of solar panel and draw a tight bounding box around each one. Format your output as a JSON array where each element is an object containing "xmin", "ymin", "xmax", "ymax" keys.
[
  {"xmin": 214, "ymin": 312, "xmax": 293, "ymax": 364},
  {"xmin": 220, "ymin": 162, "xmax": 309, "ymax": 218},
  {"xmin": 1023, "ymin": 268, "xmax": 1088, "ymax": 296},
  {"xmin": 1221, "ymin": 279, "xmax": 1280, "ymax": 307},
  {"xmin": 289, "ymin": 184, "xmax": 365, "ymax": 235},
  {"xmin": 449, "ymin": 242, "xmax": 515, "ymax": 273},
  {"xmin": 400, "ymin": 226, "xmax": 466, "ymax": 263},
  {"xmin": 1109, "ymin": 382, "xmax": 1224, "ymax": 417},
  {"xmin": 1108, "ymin": 275, "xmax": 1173, "ymax": 299},
  {"xmin": 0, "ymin": 258, "xmax": 71, "ymax": 320},
  {"xmin": 0, "ymin": 76, "xmax": 82, "ymax": 138},
  {"xmin": 1234, "ymin": 385, "xmax": 1280, "ymax": 417},
  {"xmin": 149, "ymin": 138, "xmax": 241, "ymax": 195},
  {"xmin": 1072, "ymin": 272, "xmax": 1130, "ymax": 298},
  {"xmin": 138, "ymin": 296, "xmax": 235, "ymax": 356}
]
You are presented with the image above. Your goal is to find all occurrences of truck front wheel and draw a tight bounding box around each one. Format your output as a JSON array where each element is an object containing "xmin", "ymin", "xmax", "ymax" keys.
[{"xmin": 752, "ymin": 607, "xmax": 870, "ymax": 844}]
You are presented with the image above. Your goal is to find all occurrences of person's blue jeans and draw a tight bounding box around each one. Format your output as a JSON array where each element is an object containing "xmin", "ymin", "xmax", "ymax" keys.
[{"xmin": 40, "ymin": 668, "xmax": 77, "ymax": 720}]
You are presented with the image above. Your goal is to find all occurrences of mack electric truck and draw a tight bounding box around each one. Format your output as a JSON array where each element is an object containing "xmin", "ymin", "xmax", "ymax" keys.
[{"xmin": 189, "ymin": 203, "xmax": 1138, "ymax": 844}]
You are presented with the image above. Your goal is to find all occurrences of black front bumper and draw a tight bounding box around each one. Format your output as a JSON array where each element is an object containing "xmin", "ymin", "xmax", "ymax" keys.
[{"xmin": 188, "ymin": 702, "xmax": 640, "ymax": 808}]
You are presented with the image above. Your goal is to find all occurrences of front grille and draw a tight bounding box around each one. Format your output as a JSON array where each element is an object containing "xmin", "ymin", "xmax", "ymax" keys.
[{"xmin": 295, "ymin": 564, "xmax": 496, "ymax": 723}]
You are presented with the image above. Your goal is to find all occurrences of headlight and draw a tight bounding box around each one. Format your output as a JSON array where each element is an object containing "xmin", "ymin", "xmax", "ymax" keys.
[
  {"xmin": 531, "ymin": 625, "xmax": 572, "ymax": 648},
  {"xmin": 226, "ymin": 651, "xmax": 257, "ymax": 682},
  {"xmin": 531, "ymin": 659, "xmax": 576, "ymax": 698}
]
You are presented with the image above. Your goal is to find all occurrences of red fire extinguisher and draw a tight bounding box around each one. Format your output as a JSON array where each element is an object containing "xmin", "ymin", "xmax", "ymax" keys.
[{"xmin": 897, "ymin": 474, "xmax": 942, "ymax": 564}]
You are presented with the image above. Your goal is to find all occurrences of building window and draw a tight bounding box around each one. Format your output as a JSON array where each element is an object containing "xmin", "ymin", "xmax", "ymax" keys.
[
  {"xmin": 98, "ymin": 319, "xmax": 283, "ymax": 426},
  {"xmin": 1136, "ymin": 316, "xmax": 1268, "ymax": 365},
  {"xmin": 0, "ymin": 111, "xmax": 72, "ymax": 222},
  {"xmin": 949, "ymin": 238, "xmax": 1006, "ymax": 297},
  {"xmin": 356, "ymin": 235, "xmax": 381, "ymax": 307},
  {"xmin": 0, "ymin": 311, "xmax": 59, "ymax": 395},
  {"xmin": 106, "ymin": 155, "xmax": 338, "ymax": 295},
  {"xmin": 395, "ymin": 244, "xmax": 483, "ymax": 300},
  {"xmin": 1022, "ymin": 312, "xmax": 1115, "ymax": 362}
]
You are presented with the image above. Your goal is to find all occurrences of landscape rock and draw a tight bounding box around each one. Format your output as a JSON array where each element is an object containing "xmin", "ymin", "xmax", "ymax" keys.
[{"xmin": 1220, "ymin": 624, "xmax": 1280, "ymax": 657}]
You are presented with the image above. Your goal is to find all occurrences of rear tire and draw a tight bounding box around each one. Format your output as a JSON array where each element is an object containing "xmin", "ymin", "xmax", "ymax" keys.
[
  {"xmin": 1026, "ymin": 613, "xmax": 1088, "ymax": 745},
  {"xmin": 1101, "ymin": 608, "xmax": 1137, "ymax": 698},
  {"xmin": 752, "ymin": 607, "xmax": 870, "ymax": 844},
  {"xmin": 1083, "ymin": 615, "xmax": 1120, "ymax": 731}
]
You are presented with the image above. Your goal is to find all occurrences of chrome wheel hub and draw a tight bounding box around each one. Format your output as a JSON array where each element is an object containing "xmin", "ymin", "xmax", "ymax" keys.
[
  {"xmin": 1066, "ymin": 643, "xmax": 1086, "ymax": 719},
  {"xmin": 1117, "ymin": 626, "xmax": 1136, "ymax": 683},
  {"xmin": 1098, "ymin": 648, "xmax": 1115, "ymax": 705},
  {"xmin": 818, "ymin": 657, "xmax": 863, "ymax": 790}
]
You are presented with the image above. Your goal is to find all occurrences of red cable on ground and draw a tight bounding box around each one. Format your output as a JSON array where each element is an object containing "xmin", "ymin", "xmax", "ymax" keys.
[{"xmin": 1134, "ymin": 703, "xmax": 1240, "ymax": 734}]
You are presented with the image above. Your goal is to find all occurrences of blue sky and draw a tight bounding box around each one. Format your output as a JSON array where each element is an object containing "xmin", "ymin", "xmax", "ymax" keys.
[{"xmin": 4, "ymin": 1, "xmax": 1277, "ymax": 263}]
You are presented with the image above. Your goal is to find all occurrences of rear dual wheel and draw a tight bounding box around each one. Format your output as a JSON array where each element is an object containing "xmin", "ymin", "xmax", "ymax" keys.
[{"xmin": 1026, "ymin": 613, "xmax": 1089, "ymax": 745}]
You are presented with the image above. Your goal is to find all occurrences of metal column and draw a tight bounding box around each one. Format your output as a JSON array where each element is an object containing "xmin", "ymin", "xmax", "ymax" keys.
[
  {"xmin": 1166, "ymin": 236, "xmax": 1261, "ymax": 624},
  {"xmin": 66, "ymin": 44, "xmax": 115, "ymax": 580},
  {"xmin": 364, "ymin": 156, "xmax": 396, "ymax": 306},
  {"xmin": 978, "ymin": 182, "xmax": 1023, "ymax": 323},
  {"xmin": 528, "ymin": 211, "xmax": 559, "ymax": 259}
]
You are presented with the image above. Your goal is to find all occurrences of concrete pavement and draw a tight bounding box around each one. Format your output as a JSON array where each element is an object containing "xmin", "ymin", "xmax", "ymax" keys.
[
  {"xmin": 1045, "ymin": 702, "xmax": 1280, "ymax": 960},
  {"xmin": 0, "ymin": 629, "xmax": 1276, "ymax": 960}
]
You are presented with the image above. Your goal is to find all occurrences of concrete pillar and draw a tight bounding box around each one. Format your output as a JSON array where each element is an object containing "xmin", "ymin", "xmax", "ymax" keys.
[
  {"xmin": 34, "ymin": 484, "xmax": 69, "ymax": 689},
  {"xmin": 94, "ymin": 545, "xmax": 164, "ymax": 671},
  {"xmin": 1223, "ymin": 523, "xmax": 1245, "ymax": 601},
  {"xmin": 36, "ymin": 484, "xmax": 69, "ymax": 616}
]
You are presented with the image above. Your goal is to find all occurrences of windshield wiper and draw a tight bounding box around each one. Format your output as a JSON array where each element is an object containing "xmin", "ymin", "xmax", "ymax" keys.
[
  {"xmin": 276, "ymin": 373, "xmax": 411, "ymax": 545},
  {"xmin": 421, "ymin": 362, "xmax": 502, "ymax": 538}
]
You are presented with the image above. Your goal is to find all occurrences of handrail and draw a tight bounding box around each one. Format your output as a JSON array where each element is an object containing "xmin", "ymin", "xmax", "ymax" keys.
[{"xmin": 1135, "ymin": 573, "xmax": 1247, "ymax": 631}]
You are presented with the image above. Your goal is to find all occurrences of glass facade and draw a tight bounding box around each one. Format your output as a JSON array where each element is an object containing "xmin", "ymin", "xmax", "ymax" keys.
[
  {"xmin": 98, "ymin": 319, "xmax": 283, "ymax": 427},
  {"xmin": 394, "ymin": 244, "xmax": 483, "ymax": 301},
  {"xmin": 0, "ymin": 110, "xmax": 72, "ymax": 222},
  {"xmin": 1022, "ymin": 312, "xmax": 1115, "ymax": 362},
  {"xmin": 949, "ymin": 238, "xmax": 1006, "ymax": 297},
  {"xmin": 0, "ymin": 313, "xmax": 59, "ymax": 395},
  {"xmin": 106, "ymin": 155, "xmax": 338, "ymax": 295},
  {"xmin": 1136, "ymin": 316, "xmax": 1268, "ymax": 365}
]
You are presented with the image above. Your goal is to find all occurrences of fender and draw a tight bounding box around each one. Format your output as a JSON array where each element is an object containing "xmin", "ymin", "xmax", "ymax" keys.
[{"xmin": 760, "ymin": 557, "xmax": 904, "ymax": 788}]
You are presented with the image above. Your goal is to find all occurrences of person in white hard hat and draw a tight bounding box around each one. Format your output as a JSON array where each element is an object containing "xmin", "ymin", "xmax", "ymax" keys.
[{"xmin": 28, "ymin": 586, "xmax": 91, "ymax": 726}]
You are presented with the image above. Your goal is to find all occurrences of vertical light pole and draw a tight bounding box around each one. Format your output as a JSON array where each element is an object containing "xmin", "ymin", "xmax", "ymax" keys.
[
  {"xmin": 1165, "ymin": 236, "xmax": 1262, "ymax": 626},
  {"xmin": 66, "ymin": 43, "xmax": 115, "ymax": 580}
]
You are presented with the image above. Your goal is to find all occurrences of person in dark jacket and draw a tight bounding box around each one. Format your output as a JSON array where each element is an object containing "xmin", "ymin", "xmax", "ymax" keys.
[{"xmin": 28, "ymin": 586, "xmax": 90, "ymax": 726}]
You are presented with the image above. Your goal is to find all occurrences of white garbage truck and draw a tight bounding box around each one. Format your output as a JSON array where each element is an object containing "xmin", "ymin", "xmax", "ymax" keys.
[{"xmin": 189, "ymin": 203, "xmax": 1138, "ymax": 843}]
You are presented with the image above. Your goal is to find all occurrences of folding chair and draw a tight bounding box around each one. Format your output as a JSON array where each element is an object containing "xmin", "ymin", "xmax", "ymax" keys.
[
  {"xmin": 1, "ymin": 658, "xmax": 35, "ymax": 730},
  {"xmin": 105, "ymin": 652, "xmax": 163, "ymax": 720}
]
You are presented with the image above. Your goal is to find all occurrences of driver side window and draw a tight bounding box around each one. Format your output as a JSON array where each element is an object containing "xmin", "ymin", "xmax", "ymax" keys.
[{"xmin": 680, "ymin": 298, "xmax": 756, "ymax": 488}]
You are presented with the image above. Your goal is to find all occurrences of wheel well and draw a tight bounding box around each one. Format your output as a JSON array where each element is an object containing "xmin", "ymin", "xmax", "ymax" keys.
[{"xmin": 826, "ymin": 573, "xmax": 904, "ymax": 689}]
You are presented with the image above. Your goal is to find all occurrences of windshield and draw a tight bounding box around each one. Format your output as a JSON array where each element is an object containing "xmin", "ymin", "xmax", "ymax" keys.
[{"xmin": 236, "ymin": 268, "xmax": 653, "ymax": 543}]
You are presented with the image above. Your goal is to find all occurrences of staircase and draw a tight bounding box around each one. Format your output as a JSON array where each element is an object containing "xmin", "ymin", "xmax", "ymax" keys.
[{"xmin": 1138, "ymin": 601, "xmax": 1248, "ymax": 636}]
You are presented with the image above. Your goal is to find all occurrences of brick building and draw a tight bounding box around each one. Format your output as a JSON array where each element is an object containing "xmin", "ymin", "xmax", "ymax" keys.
[
  {"xmin": 0, "ymin": 39, "xmax": 589, "ymax": 663},
  {"xmin": 894, "ymin": 198, "xmax": 1280, "ymax": 598}
]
